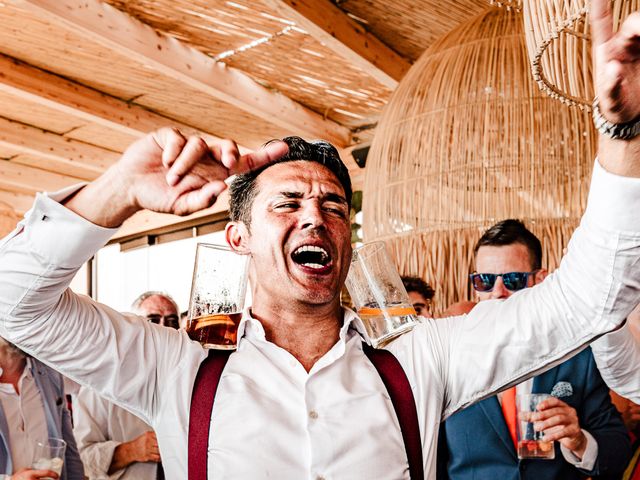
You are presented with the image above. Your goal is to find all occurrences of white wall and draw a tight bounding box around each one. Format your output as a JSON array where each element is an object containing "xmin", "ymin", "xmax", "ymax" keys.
[{"xmin": 95, "ymin": 231, "xmax": 228, "ymax": 313}]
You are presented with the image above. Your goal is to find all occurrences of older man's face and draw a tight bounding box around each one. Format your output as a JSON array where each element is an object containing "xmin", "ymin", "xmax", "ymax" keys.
[
  {"xmin": 241, "ymin": 161, "xmax": 352, "ymax": 308},
  {"xmin": 139, "ymin": 295, "xmax": 179, "ymax": 329}
]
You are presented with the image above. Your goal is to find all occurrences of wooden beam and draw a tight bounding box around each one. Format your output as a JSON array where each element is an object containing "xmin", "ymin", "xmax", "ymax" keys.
[
  {"xmin": 0, "ymin": 159, "xmax": 84, "ymax": 194},
  {"xmin": 0, "ymin": 190, "xmax": 34, "ymax": 214},
  {"xmin": 0, "ymin": 117, "xmax": 119, "ymax": 180},
  {"xmin": 262, "ymin": 0, "xmax": 410, "ymax": 88},
  {"xmin": 0, "ymin": 54, "xmax": 249, "ymax": 151},
  {"xmin": 111, "ymin": 190, "xmax": 230, "ymax": 241},
  {"xmin": 19, "ymin": 0, "xmax": 351, "ymax": 147}
]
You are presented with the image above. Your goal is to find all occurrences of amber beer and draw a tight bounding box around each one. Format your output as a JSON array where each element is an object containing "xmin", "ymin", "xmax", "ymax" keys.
[
  {"xmin": 187, "ymin": 312, "xmax": 242, "ymax": 350},
  {"xmin": 357, "ymin": 304, "xmax": 418, "ymax": 348},
  {"xmin": 517, "ymin": 440, "xmax": 555, "ymax": 459}
]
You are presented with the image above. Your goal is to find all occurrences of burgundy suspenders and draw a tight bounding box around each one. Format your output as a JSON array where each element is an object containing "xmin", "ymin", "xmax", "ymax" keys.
[
  {"xmin": 188, "ymin": 345, "xmax": 424, "ymax": 480},
  {"xmin": 362, "ymin": 344, "xmax": 424, "ymax": 480},
  {"xmin": 188, "ymin": 349, "xmax": 232, "ymax": 480}
]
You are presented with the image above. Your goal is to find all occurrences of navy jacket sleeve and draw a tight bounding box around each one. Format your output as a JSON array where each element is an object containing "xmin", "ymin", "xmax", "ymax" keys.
[{"xmin": 577, "ymin": 350, "xmax": 631, "ymax": 477}]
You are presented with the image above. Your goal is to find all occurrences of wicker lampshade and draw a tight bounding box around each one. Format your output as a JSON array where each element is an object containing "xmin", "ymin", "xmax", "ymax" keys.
[
  {"xmin": 363, "ymin": 7, "xmax": 597, "ymax": 312},
  {"xmin": 523, "ymin": 0, "xmax": 639, "ymax": 109},
  {"xmin": 489, "ymin": 0, "xmax": 522, "ymax": 10}
]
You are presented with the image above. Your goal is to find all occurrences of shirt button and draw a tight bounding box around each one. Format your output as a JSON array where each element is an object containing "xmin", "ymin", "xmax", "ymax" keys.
[{"xmin": 309, "ymin": 410, "xmax": 319, "ymax": 419}]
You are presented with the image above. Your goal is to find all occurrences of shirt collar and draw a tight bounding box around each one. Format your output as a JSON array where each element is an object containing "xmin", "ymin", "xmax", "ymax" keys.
[{"xmin": 236, "ymin": 306, "xmax": 371, "ymax": 347}]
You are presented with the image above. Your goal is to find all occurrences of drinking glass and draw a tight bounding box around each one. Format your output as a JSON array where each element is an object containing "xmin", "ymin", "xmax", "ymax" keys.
[
  {"xmin": 32, "ymin": 437, "xmax": 66, "ymax": 479},
  {"xmin": 516, "ymin": 393, "xmax": 556, "ymax": 460},
  {"xmin": 345, "ymin": 241, "xmax": 419, "ymax": 348},
  {"xmin": 186, "ymin": 243, "xmax": 249, "ymax": 349}
]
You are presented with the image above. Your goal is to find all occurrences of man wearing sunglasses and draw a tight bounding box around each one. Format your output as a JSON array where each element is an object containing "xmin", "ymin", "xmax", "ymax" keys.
[{"xmin": 438, "ymin": 220, "xmax": 630, "ymax": 480}]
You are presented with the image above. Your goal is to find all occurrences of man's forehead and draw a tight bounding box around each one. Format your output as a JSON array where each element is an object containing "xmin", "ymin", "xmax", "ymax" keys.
[
  {"xmin": 476, "ymin": 243, "xmax": 534, "ymax": 270},
  {"xmin": 255, "ymin": 160, "xmax": 346, "ymax": 196},
  {"xmin": 141, "ymin": 295, "xmax": 176, "ymax": 313}
]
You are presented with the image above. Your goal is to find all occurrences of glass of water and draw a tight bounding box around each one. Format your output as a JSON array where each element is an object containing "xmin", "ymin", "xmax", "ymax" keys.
[
  {"xmin": 516, "ymin": 394, "xmax": 555, "ymax": 460},
  {"xmin": 33, "ymin": 437, "xmax": 66, "ymax": 479}
]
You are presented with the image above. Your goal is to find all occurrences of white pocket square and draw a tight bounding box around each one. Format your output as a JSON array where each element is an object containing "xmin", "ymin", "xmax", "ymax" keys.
[{"xmin": 550, "ymin": 381, "xmax": 573, "ymax": 398}]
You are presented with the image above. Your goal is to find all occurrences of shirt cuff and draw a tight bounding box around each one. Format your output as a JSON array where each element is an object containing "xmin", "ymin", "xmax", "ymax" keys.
[
  {"xmin": 584, "ymin": 159, "xmax": 640, "ymax": 233},
  {"xmin": 12, "ymin": 184, "xmax": 117, "ymax": 268},
  {"xmin": 560, "ymin": 429, "xmax": 598, "ymax": 471}
]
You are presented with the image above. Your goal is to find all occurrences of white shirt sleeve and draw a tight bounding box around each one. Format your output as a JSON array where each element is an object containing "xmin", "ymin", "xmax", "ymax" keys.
[
  {"xmin": 0, "ymin": 187, "xmax": 206, "ymax": 425},
  {"xmin": 590, "ymin": 322, "xmax": 640, "ymax": 403},
  {"xmin": 73, "ymin": 387, "xmax": 124, "ymax": 480},
  {"xmin": 402, "ymin": 160, "xmax": 640, "ymax": 417},
  {"xmin": 560, "ymin": 429, "xmax": 598, "ymax": 471}
]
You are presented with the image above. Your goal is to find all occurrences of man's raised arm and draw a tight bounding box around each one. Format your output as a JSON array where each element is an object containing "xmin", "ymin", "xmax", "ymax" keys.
[
  {"xmin": 400, "ymin": 0, "xmax": 640, "ymax": 418},
  {"xmin": 0, "ymin": 129, "xmax": 287, "ymax": 420}
]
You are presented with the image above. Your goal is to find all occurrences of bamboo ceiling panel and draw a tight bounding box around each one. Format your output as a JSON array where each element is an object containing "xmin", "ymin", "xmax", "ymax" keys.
[
  {"xmin": 0, "ymin": 3, "xmax": 297, "ymax": 147},
  {"xmin": 103, "ymin": 0, "xmax": 392, "ymax": 129},
  {"xmin": 337, "ymin": 0, "xmax": 490, "ymax": 61},
  {"xmin": 0, "ymin": 91, "xmax": 85, "ymax": 135},
  {"xmin": 8, "ymin": 154, "xmax": 101, "ymax": 182},
  {"xmin": 136, "ymin": 81, "xmax": 294, "ymax": 149},
  {"xmin": 64, "ymin": 124, "xmax": 140, "ymax": 153}
]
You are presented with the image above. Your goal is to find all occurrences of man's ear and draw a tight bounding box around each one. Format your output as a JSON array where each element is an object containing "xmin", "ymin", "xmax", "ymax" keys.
[
  {"xmin": 534, "ymin": 268, "xmax": 548, "ymax": 285},
  {"xmin": 225, "ymin": 221, "xmax": 251, "ymax": 255}
]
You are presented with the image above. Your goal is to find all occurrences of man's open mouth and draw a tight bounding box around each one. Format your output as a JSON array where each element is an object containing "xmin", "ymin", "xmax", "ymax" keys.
[{"xmin": 291, "ymin": 245, "xmax": 332, "ymax": 270}]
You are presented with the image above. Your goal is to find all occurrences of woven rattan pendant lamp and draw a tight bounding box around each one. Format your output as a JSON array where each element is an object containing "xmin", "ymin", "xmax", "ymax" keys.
[
  {"xmin": 362, "ymin": 7, "xmax": 596, "ymax": 311},
  {"xmin": 523, "ymin": 0, "xmax": 639, "ymax": 109}
]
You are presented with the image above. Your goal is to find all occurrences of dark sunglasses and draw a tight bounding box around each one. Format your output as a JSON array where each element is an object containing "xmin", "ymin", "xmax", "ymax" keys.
[
  {"xmin": 469, "ymin": 271, "xmax": 537, "ymax": 292},
  {"xmin": 146, "ymin": 314, "xmax": 180, "ymax": 326}
]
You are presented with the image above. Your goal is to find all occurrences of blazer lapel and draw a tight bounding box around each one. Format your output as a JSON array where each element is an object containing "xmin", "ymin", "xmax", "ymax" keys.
[
  {"xmin": 532, "ymin": 367, "xmax": 558, "ymax": 395},
  {"xmin": 479, "ymin": 396, "xmax": 518, "ymax": 460},
  {"xmin": 29, "ymin": 360, "xmax": 62, "ymax": 439}
]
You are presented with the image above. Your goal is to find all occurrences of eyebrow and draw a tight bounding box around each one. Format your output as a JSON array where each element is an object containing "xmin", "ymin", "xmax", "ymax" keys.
[{"xmin": 277, "ymin": 191, "xmax": 348, "ymax": 206}]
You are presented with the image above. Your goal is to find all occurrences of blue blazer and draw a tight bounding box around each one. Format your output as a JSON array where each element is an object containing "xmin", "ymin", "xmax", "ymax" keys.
[
  {"xmin": 0, "ymin": 359, "xmax": 84, "ymax": 479},
  {"xmin": 438, "ymin": 348, "xmax": 631, "ymax": 480}
]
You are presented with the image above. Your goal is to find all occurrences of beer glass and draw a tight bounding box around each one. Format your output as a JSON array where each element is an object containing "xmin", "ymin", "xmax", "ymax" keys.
[
  {"xmin": 345, "ymin": 241, "xmax": 419, "ymax": 348},
  {"xmin": 516, "ymin": 393, "xmax": 555, "ymax": 460},
  {"xmin": 32, "ymin": 437, "xmax": 66, "ymax": 480},
  {"xmin": 187, "ymin": 243, "xmax": 249, "ymax": 349}
]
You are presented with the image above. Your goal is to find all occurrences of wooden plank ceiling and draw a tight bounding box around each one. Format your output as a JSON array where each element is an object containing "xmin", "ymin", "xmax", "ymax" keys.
[{"xmin": 0, "ymin": 0, "xmax": 489, "ymax": 238}]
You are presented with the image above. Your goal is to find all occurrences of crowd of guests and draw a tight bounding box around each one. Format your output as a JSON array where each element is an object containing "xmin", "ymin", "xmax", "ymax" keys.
[{"xmin": 0, "ymin": 217, "xmax": 637, "ymax": 479}]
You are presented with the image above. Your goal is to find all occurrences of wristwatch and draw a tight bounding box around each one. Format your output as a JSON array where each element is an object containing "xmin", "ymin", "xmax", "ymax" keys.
[{"xmin": 592, "ymin": 97, "xmax": 640, "ymax": 140}]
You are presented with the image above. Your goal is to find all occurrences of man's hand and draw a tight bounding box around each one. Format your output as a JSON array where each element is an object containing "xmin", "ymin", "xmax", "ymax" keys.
[
  {"xmin": 592, "ymin": 0, "xmax": 640, "ymax": 124},
  {"xmin": 108, "ymin": 431, "xmax": 161, "ymax": 474},
  {"xmin": 65, "ymin": 129, "xmax": 289, "ymax": 228},
  {"xmin": 10, "ymin": 468, "xmax": 59, "ymax": 480},
  {"xmin": 591, "ymin": 0, "xmax": 640, "ymax": 176},
  {"xmin": 533, "ymin": 397, "xmax": 588, "ymax": 458}
]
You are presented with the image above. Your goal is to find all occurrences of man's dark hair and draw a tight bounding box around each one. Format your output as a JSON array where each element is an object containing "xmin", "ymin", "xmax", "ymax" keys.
[
  {"xmin": 474, "ymin": 219, "xmax": 542, "ymax": 270},
  {"xmin": 401, "ymin": 276, "xmax": 435, "ymax": 300},
  {"xmin": 229, "ymin": 136, "xmax": 352, "ymax": 225}
]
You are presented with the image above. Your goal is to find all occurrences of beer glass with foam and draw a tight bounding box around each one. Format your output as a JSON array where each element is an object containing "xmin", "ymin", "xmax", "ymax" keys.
[
  {"xmin": 345, "ymin": 241, "xmax": 419, "ymax": 348},
  {"xmin": 187, "ymin": 243, "xmax": 249, "ymax": 349}
]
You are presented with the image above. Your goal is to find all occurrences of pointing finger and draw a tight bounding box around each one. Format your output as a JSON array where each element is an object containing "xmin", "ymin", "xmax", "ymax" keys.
[{"xmin": 231, "ymin": 140, "xmax": 289, "ymax": 175}]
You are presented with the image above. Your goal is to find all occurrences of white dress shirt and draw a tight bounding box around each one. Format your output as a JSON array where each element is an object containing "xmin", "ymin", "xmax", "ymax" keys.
[
  {"xmin": 591, "ymin": 322, "xmax": 640, "ymax": 403},
  {"xmin": 1, "ymin": 160, "xmax": 640, "ymax": 479},
  {"xmin": 0, "ymin": 359, "xmax": 48, "ymax": 471},
  {"xmin": 73, "ymin": 386, "xmax": 158, "ymax": 480}
]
